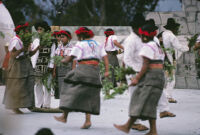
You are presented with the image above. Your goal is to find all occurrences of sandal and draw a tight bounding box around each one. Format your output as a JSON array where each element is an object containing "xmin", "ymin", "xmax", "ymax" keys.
[
  {"xmin": 168, "ymin": 98, "xmax": 177, "ymax": 103},
  {"xmin": 160, "ymin": 111, "xmax": 176, "ymax": 118},
  {"xmin": 132, "ymin": 124, "xmax": 149, "ymax": 131}
]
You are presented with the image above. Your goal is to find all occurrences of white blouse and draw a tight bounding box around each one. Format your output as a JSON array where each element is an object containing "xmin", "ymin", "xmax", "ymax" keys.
[
  {"xmin": 104, "ymin": 35, "xmax": 119, "ymax": 51},
  {"xmin": 139, "ymin": 41, "xmax": 165, "ymax": 61},
  {"xmin": 8, "ymin": 36, "xmax": 24, "ymax": 58},
  {"xmin": 70, "ymin": 40, "xmax": 107, "ymax": 60},
  {"xmin": 55, "ymin": 42, "xmax": 74, "ymax": 56}
]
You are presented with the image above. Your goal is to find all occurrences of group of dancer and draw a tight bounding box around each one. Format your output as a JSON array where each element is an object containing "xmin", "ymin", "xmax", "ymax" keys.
[{"xmin": 2, "ymin": 13, "xmax": 189, "ymax": 134}]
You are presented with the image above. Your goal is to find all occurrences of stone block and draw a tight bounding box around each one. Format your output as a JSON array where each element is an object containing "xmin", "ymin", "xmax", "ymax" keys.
[
  {"xmin": 160, "ymin": 13, "xmax": 173, "ymax": 24},
  {"xmin": 184, "ymin": 52, "xmax": 192, "ymax": 64},
  {"xmin": 146, "ymin": 12, "xmax": 161, "ymax": 25},
  {"xmin": 183, "ymin": 0, "xmax": 191, "ymax": 6},
  {"xmin": 197, "ymin": 1, "xmax": 200, "ymax": 10},
  {"xmin": 188, "ymin": 64, "xmax": 197, "ymax": 76},
  {"xmin": 175, "ymin": 76, "xmax": 187, "ymax": 89},
  {"xmin": 186, "ymin": 12, "xmax": 196, "ymax": 22},
  {"xmin": 191, "ymin": 0, "xmax": 197, "ymax": 5},
  {"xmin": 186, "ymin": 76, "xmax": 199, "ymax": 89},
  {"xmin": 197, "ymin": 12, "xmax": 200, "ymax": 23},
  {"xmin": 185, "ymin": 5, "xmax": 198, "ymax": 12},
  {"xmin": 173, "ymin": 12, "xmax": 186, "ymax": 18},
  {"xmin": 195, "ymin": 23, "xmax": 200, "ymax": 33},
  {"xmin": 189, "ymin": 53, "xmax": 196, "ymax": 64},
  {"xmin": 178, "ymin": 18, "xmax": 189, "ymax": 35},
  {"xmin": 188, "ymin": 22, "xmax": 196, "ymax": 35},
  {"xmin": 176, "ymin": 64, "xmax": 188, "ymax": 75}
]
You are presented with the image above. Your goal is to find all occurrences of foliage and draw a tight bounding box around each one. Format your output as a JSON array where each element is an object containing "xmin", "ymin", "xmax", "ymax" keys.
[
  {"xmin": 39, "ymin": 32, "xmax": 53, "ymax": 47},
  {"xmin": 100, "ymin": 62, "xmax": 135, "ymax": 100},
  {"xmin": 164, "ymin": 61, "xmax": 175, "ymax": 81},
  {"xmin": 187, "ymin": 34, "xmax": 199, "ymax": 51},
  {"xmin": 41, "ymin": 72, "xmax": 56, "ymax": 92},
  {"xmin": 18, "ymin": 31, "xmax": 33, "ymax": 47},
  {"xmin": 0, "ymin": 31, "xmax": 5, "ymax": 38},
  {"xmin": 52, "ymin": 55, "xmax": 63, "ymax": 66}
]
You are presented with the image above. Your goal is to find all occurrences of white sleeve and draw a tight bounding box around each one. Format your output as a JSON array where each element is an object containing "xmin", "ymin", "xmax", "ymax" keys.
[
  {"xmin": 48, "ymin": 43, "xmax": 56, "ymax": 68},
  {"xmin": 31, "ymin": 38, "xmax": 40, "ymax": 50},
  {"xmin": 9, "ymin": 39, "xmax": 19, "ymax": 51},
  {"xmin": 196, "ymin": 35, "xmax": 200, "ymax": 43},
  {"xmin": 100, "ymin": 45, "xmax": 107, "ymax": 58},
  {"xmin": 170, "ymin": 33, "xmax": 189, "ymax": 52},
  {"xmin": 123, "ymin": 38, "xmax": 135, "ymax": 68},
  {"xmin": 112, "ymin": 35, "xmax": 117, "ymax": 41},
  {"xmin": 139, "ymin": 46, "xmax": 154, "ymax": 60},
  {"xmin": 70, "ymin": 45, "xmax": 83, "ymax": 59}
]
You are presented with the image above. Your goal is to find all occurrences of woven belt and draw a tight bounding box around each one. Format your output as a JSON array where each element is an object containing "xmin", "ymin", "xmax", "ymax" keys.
[
  {"xmin": 78, "ymin": 60, "xmax": 99, "ymax": 66},
  {"xmin": 149, "ymin": 64, "xmax": 163, "ymax": 69},
  {"xmin": 106, "ymin": 51, "xmax": 118, "ymax": 55}
]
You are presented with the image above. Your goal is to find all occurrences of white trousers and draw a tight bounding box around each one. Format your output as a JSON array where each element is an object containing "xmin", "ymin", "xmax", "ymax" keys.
[
  {"xmin": 158, "ymin": 90, "xmax": 170, "ymax": 112},
  {"xmin": 34, "ymin": 78, "xmax": 51, "ymax": 108},
  {"xmin": 165, "ymin": 75, "xmax": 175, "ymax": 99}
]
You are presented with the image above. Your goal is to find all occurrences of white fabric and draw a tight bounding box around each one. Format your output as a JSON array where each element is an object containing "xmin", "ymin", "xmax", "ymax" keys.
[
  {"xmin": 123, "ymin": 32, "xmax": 143, "ymax": 72},
  {"xmin": 31, "ymin": 38, "xmax": 55, "ymax": 68},
  {"xmin": 196, "ymin": 35, "xmax": 200, "ymax": 43},
  {"xmin": 34, "ymin": 79, "xmax": 51, "ymax": 108},
  {"xmin": 162, "ymin": 30, "xmax": 189, "ymax": 64},
  {"xmin": 31, "ymin": 38, "xmax": 40, "ymax": 68},
  {"xmin": 139, "ymin": 41, "xmax": 165, "ymax": 61},
  {"xmin": 55, "ymin": 42, "xmax": 74, "ymax": 56},
  {"xmin": 0, "ymin": 3, "xmax": 15, "ymax": 67},
  {"xmin": 8, "ymin": 36, "xmax": 24, "ymax": 58},
  {"xmin": 158, "ymin": 90, "xmax": 170, "ymax": 112},
  {"xmin": 104, "ymin": 35, "xmax": 118, "ymax": 51},
  {"xmin": 70, "ymin": 40, "xmax": 107, "ymax": 60}
]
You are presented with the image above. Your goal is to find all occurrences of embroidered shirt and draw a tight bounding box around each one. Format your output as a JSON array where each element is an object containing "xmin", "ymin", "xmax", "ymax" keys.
[
  {"xmin": 139, "ymin": 41, "xmax": 165, "ymax": 61},
  {"xmin": 70, "ymin": 40, "xmax": 107, "ymax": 60},
  {"xmin": 55, "ymin": 42, "xmax": 74, "ymax": 57},
  {"xmin": 104, "ymin": 35, "xmax": 119, "ymax": 51}
]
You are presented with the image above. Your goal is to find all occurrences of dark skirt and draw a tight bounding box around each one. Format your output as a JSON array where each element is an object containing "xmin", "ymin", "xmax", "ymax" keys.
[
  {"xmin": 129, "ymin": 69, "xmax": 165, "ymax": 119},
  {"xmin": 55, "ymin": 63, "xmax": 72, "ymax": 99},
  {"xmin": 107, "ymin": 53, "xmax": 119, "ymax": 87},
  {"xmin": 3, "ymin": 57, "xmax": 35, "ymax": 109},
  {"xmin": 59, "ymin": 64, "xmax": 101, "ymax": 115}
]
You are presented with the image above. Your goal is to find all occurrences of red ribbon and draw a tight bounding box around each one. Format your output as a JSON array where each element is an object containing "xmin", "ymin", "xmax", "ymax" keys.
[
  {"xmin": 59, "ymin": 30, "xmax": 72, "ymax": 39},
  {"xmin": 75, "ymin": 27, "xmax": 94, "ymax": 38},
  {"xmin": 104, "ymin": 31, "xmax": 114, "ymax": 36},
  {"xmin": 138, "ymin": 28, "xmax": 157, "ymax": 37},
  {"xmin": 14, "ymin": 22, "xmax": 29, "ymax": 32}
]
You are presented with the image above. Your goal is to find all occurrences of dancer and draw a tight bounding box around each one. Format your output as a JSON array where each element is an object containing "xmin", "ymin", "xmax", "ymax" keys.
[
  {"xmin": 114, "ymin": 23, "xmax": 165, "ymax": 135},
  {"xmin": 54, "ymin": 27, "xmax": 109, "ymax": 129}
]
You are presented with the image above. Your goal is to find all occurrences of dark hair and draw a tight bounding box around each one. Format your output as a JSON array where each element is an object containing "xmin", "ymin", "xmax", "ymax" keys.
[
  {"xmin": 35, "ymin": 128, "xmax": 54, "ymax": 135},
  {"xmin": 60, "ymin": 30, "xmax": 72, "ymax": 39},
  {"xmin": 104, "ymin": 28, "xmax": 114, "ymax": 37},
  {"xmin": 130, "ymin": 13, "xmax": 145, "ymax": 30},
  {"xmin": 35, "ymin": 21, "xmax": 51, "ymax": 32}
]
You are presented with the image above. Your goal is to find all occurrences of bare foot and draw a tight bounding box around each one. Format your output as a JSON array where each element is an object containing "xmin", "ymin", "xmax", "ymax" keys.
[
  {"xmin": 81, "ymin": 122, "xmax": 91, "ymax": 129},
  {"xmin": 54, "ymin": 116, "xmax": 67, "ymax": 123},
  {"xmin": 13, "ymin": 109, "xmax": 23, "ymax": 114},
  {"xmin": 113, "ymin": 124, "xmax": 129, "ymax": 133},
  {"xmin": 145, "ymin": 132, "xmax": 158, "ymax": 135}
]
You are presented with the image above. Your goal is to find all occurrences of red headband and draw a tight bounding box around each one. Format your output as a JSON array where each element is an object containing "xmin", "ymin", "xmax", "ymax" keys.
[
  {"xmin": 75, "ymin": 27, "xmax": 94, "ymax": 38},
  {"xmin": 51, "ymin": 31, "xmax": 61, "ymax": 37},
  {"xmin": 14, "ymin": 22, "xmax": 29, "ymax": 32},
  {"xmin": 60, "ymin": 30, "xmax": 72, "ymax": 39},
  {"xmin": 138, "ymin": 28, "xmax": 157, "ymax": 37},
  {"xmin": 104, "ymin": 31, "xmax": 114, "ymax": 36}
]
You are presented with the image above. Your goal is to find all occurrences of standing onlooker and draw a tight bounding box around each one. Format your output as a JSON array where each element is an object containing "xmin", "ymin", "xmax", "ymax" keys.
[
  {"xmin": 31, "ymin": 21, "xmax": 55, "ymax": 108},
  {"xmin": 162, "ymin": 18, "xmax": 189, "ymax": 103}
]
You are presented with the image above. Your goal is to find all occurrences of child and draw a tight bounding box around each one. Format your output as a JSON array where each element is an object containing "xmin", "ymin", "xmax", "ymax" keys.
[
  {"xmin": 53, "ymin": 30, "xmax": 73, "ymax": 99},
  {"xmin": 114, "ymin": 23, "xmax": 165, "ymax": 135},
  {"xmin": 54, "ymin": 27, "xmax": 109, "ymax": 129},
  {"xmin": 104, "ymin": 28, "xmax": 123, "ymax": 87}
]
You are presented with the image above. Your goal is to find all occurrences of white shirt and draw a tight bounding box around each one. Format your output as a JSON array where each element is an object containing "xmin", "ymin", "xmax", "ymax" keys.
[
  {"xmin": 123, "ymin": 32, "xmax": 143, "ymax": 72},
  {"xmin": 31, "ymin": 38, "xmax": 55, "ymax": 68},
  {"xmin": 70, "ymin": 40, "xmax": 107, "ymax": 60},
  {"xmin": 104, "ymin": 35, "xmax": 119, "ymax": 51},
  {"xmin": 162, "ymin": 30, "xmax": 189, "ymax": 64},
  {"xmin": 8, "ymin": 36, "xmax": 24, "ymax": 58},
  {"xmin": 139, "ymin": 41, "xmax": 165, "ymax": 61},
  {"xmin": 55, "ymin": 42, "xmax": 74, "ymax": 56}
]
